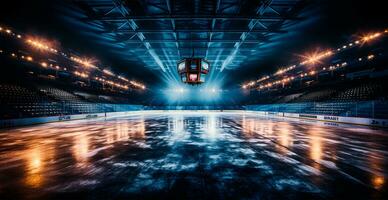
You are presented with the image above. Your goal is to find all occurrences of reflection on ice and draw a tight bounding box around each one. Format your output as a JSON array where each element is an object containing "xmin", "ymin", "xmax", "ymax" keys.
[
  {"xmin": 73, "ymin": 133, "xmax": 90, "ymax": 163},
  {"xmin": 309, "ymin": 127, "xmax": 323, "ymax": 162},
  {"xmin": 0, "ymin": 111, "xmax": 387, "ymax": 199},
  {"xmin": 205, "ymin": 114, "xmax": 218, "ymax": 139},
  {"xmin": 25, "ymin": 146, "xmax": 45, "ymax": 188},
  {"xmin": 279, "ymin": 122, "xmax": 293, "ymax": 149}
]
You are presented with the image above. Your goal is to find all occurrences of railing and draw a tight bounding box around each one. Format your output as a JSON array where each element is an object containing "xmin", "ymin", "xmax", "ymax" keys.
[
  {"xmin": 4, "ymin": 101, "xmax": 388, "ymax": 120},
  {"xmin": 3, "ymin": 103, "xmax": 243, "ymax": 119},
  {"xmin": 143, "ymin": 105, "xmax": 244, "ymax": 110},
  {"xmin": 244, "ymin": 101, "xmax": 388, "ymax": 119},
  {"xmin": 59, "ymin": 103, "xmax": 144, "ymax": 115},
  {"xmin": 3, "ymin": 103, "xmax": 144, "ymax": 119}
]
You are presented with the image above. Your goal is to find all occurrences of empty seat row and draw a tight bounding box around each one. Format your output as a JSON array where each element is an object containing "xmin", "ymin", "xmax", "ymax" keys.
[{"xmin": 0, "ymin": 83, "xmax": 135, "ymax": 119}]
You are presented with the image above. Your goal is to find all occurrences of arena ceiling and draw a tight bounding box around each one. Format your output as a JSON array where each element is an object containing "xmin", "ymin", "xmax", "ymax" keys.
[
  {"xmin": 60, "ymin": 0, "xmax": 312, "ymax": 86},
  {"xmin": 2, "ymin": 0, "xmax": 386, "ymax": 89}
]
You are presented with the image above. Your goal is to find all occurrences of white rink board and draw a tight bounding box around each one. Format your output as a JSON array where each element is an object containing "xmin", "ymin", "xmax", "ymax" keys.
[
  {"xmin": 251, "ymin": 111, "xmax": 388, "ymax": 127},
  {"xmin": 1, "ymin": 110, "xmax": 387, "ymax": 128}
]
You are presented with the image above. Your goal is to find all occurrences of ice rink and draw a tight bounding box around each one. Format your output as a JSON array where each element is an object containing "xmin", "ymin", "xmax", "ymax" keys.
[{"xmin": 0, "ymin": 111, "xmax": 387, "ymax": 199}]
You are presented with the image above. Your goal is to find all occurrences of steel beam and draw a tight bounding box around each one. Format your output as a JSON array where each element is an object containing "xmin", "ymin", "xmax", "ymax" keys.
[
  {"xmin": 206, "ymin": 0, "xmax": 222, "ymax": 59},
  {"xmin": 221, "ymin": 0, "xmax": 274, "ymax": 71},
  {"xmin": 165, "ymin": 0, "xmax": 180, "ymax": 58},
  {"xmin": 123, "ymin": 39, "xmax": 265, "ymax": 43},
  {"xmin": 111, "ymin": 0, "xmax": 167, "ymax": 72},
  {"xmin": 132, "ymin": 47, "xmax": 262, "ymax": 50},
  {"xmin": 101, "ymin": 29, "xmax": 286, "ymax": 33},
  {"xmin": 88, "ymin": 14, "xmax": 298, "ymax": 21}
]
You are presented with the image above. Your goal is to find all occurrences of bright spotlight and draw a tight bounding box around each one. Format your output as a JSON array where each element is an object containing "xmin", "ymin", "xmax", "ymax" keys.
[{"xmin": 40, "ymin": 62, "xmax": 48, "ymax": 67}]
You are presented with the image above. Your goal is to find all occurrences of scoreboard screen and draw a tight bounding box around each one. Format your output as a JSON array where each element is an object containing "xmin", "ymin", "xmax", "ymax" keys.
[
  {"xmin": 202, "ymin": 61, "xmax": 209, "ymax": 71},
  {"xmin": 178, "ymin": 62, "xmax": 186, "ymax": 71}
]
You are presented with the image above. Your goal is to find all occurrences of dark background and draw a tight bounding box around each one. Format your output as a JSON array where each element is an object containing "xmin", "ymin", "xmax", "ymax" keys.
[{"xmin": 1, "ymin": 0, "xmax": 387, "ymax": 88}]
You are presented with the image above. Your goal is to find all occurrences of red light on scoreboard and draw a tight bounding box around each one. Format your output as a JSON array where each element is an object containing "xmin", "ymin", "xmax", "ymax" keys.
[{"xmin": 189, "ymin": 74, "xmax": 198, "ymax": 81}]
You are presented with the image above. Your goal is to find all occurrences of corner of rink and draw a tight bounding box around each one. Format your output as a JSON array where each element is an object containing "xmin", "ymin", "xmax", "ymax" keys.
[
  {"xmin": 245, "ymin": 110, "xmax": 388, "ymax": 128},
  {"xmin": 0, "ymin": 111, "xmax": 143, "ymax": 128}
]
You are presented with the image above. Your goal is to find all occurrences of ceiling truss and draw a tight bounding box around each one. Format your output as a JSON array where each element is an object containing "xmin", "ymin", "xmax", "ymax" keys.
[{"xmin": 72, "ymin": 0, "xmax": 310, "ymax": 82}]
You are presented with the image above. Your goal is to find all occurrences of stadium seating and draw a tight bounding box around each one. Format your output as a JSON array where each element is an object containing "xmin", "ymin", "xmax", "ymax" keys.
[
  {"xmin": 0, "ymin": 83, "xmax": 138, "ymax": 119},
  {"xmin": 276, "ymin": 93, "xmax": 303, "ymax": 103},
  {"xmin": 332, "ymin": 81, "xmax": 385, "ymax": 102},
  {"xmin": 293, "ymin": 89, "xmax": 336, "ymax": 102},
  {"xmin": 39, "ymin": 86, "xmax": 119, "ymax": 114},
  {"xmin": 245, "ymin": 101, "xmax": 388, "ymax": 119},
  {"xmin": 0, "ymin": 84, "xmax": 64, "ymax": 118},
  {"xmin": 1, "ymin": 76, "xmax": 387, "ymax": 119},
  {"xmin": 242, "ymin": 77, "xmax": 388, "ymax": 118}
]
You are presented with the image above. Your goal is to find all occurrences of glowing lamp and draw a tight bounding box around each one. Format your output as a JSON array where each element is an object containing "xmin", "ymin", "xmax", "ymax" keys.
[{"xmin": 177, "ymin": 58, "xmax": 210, "ymax": 85}]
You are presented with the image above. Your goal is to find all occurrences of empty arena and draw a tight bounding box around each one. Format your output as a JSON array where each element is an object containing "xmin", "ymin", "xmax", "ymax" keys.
[{"xmin": 0, "ymin": 0, "xmax": 387, "ymax": 199}]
